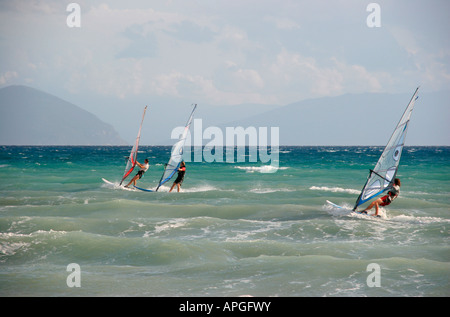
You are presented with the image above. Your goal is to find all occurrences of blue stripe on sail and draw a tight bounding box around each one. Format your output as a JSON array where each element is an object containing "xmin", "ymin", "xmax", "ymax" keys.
[
  {"xmin": 159, "ymin": 162, "xmax": 181, "ymax": 187},
  {"xmin": 356, "ymin": 188, "xmax": 387, "ymax": 207}
]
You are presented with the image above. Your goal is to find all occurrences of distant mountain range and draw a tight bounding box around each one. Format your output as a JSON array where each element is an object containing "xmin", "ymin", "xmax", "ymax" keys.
[
  {"xmin": 1, "ymin": 85, "xmax": 448, "ymax": 146},
  {"xmin": 0, "ymin": 85, "xmax": 126, "ymax": 145},
  {"xmin": 211, "ymin": 89, "xmax": 450, "ymax": 146}
]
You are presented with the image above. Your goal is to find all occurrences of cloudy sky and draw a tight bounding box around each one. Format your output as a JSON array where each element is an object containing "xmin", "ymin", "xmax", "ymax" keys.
[{"xmin": 1, "ymin": 0, "xmax": 449, "ymax": 144}]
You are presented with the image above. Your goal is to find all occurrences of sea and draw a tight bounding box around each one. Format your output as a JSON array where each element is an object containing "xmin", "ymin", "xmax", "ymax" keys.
[{"xmin": 0, "ymin": 145, "xmax": 448, "ymax": 298}]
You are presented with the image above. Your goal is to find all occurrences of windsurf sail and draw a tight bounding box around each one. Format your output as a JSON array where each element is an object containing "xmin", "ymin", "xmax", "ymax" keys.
[
  {"xmin": 119, "ymin": 106, "xmax": 148, "ymax": 185},
  {"xmin": 353, "ymin": 87, "xmax": 419, "ymax": 210},
  {"xmin": 155, "ymin": 104, "xmax": 197, "ymax": 191}
]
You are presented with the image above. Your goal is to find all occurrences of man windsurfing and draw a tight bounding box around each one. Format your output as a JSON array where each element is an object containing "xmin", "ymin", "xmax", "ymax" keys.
[
  {"xmin": 169, "ymin": 161, "xmax": 186, "ymax": 192},
  {"xmin": 125, "ymin": 159, "xmax": 149, "ymax": 188}
]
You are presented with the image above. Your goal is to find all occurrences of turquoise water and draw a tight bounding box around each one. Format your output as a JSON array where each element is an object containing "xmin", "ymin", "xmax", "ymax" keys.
[{"xmin": 0, "ymin": 146, "xmax": 449, "ymax": 296}]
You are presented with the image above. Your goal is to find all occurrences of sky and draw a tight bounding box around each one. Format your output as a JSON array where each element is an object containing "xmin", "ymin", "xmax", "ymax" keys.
[{"xmin": 0, "ymin": 0, "xmax": 449, "ymax": 144}]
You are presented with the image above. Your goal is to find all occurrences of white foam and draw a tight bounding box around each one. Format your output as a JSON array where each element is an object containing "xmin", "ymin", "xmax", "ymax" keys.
[
  {"xmin": 148, "ymin": 183, "xmax": 219, "ymax": 193},
  {"xmin": 310, "ymin": 186, "xmax": 360, "ymax": 195},
  {"xmin": 249, "ymin": 187, "xmax": 295, "ymax": 194},
  {"xmin": 181, "ymin": 185, "xmax": 217, "ymax": 193},
  {"xmin": 153, "ymin": 219, "xmax": 187, "ymax": 234},
  {"xmin": 101, "ymin": 178, "xmax": 137, "ymax": 191},
  {"xmin": 235, "ymin": 165, "xmax": 288, "ymax": 173},
  {"xmin": 323, "ymin": 202, "xmax": 387, "ymax": 219},
  {"xmin": 0, "ymin": 241, "xmax": 30, "ymax": 256},
  {"xmin": 389, "ymin": 214, "xmax": 450, "ymax": 224}
]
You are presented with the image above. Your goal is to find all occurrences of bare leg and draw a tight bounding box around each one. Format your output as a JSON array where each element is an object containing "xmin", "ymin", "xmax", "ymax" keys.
[
  {"xmin": 169, "ymin": 182, "xmax": 176, "ymax": 192},
  {"xmin": 374, "ymin": 202, "xmax": 380, "ymax": 216},
  {"xmin": 363, "ymin": 201, "xmax": 376, "ymax": 212},
  {"xmin": 363, "ymin": 198, "xmax": 382, "ymax": 213},
  {"xmin": 125, "ymin": 175, "xmax": 139, "ymax": 187}
]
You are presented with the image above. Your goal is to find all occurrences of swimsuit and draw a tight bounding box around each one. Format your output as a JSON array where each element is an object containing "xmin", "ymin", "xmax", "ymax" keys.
[
  {"xmin": 379, "ymin": 195, "xmax": 392, "ymax": 206},
  {"xmin": 380, "ymin": 185, "xmax": 400, "ymax": 206},
  {"xmin": 174, "ymin": 166, "xmax": 186, "ymax": 184}
]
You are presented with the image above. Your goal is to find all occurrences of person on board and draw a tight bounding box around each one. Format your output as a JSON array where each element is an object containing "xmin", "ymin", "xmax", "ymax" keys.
[
  {"xmin": 125, "ymin": 159, "xmax": 149, "ymax": 188},
  {"xmin": 361, "ymin": 178, "xmax": 401, "ymax": 216},
  {"xmin": 169, "ymin": 161, "xmax": 186, "ymax": 192}
]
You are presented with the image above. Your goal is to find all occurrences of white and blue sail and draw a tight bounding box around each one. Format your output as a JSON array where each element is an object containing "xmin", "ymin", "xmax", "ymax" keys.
[
  {"xmin": 353, "ymin": 87, "xmax": 419, "ymax": 210},
  {"xmin": 155, "ymin": 104, "xmax": 197, "ymax": 191}
]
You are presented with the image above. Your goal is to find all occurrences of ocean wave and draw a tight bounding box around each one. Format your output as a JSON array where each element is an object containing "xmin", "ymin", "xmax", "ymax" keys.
[
  {"xmin": 179, "ymin": 185, "xmax": 218, "ymax": 193},
  {"xmin": 322, "ymin": 201, "xmax": 389, "ymax": 219},
  {"xmin": 0, "ymin": 230, "xmax": 69, "ymax": 258},
  {"xmin": 323, "ymin": 202, "xmax": 450, "ymax": 224},
  {"xmin": 153, "ymin": 219, "xmax": 188, "ymax": 234},
  {"xmin": 310, "ymin": 186, "xmax": 360, "ymax": 195},
  {"xmin": 249, "ymin": 187, "xmax": 295, "ymax": 194},
  {"xmin": 235, "ymin": 165, "xmax": 288, "ymax": 173},
  {"xmin": 0, "ymin": 229, "xmax": 69, "ymax": 238},
  {"xmin": 389, "ymin": 215, "xmax": 450, "ymax": 224},
  {"xmin": 150, "ymin": 184, "xmax": 221, "ymax": 193}
]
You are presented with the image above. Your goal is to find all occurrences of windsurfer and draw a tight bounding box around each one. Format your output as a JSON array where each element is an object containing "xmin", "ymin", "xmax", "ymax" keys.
[
  {"xmin": 169, "ymin": 161, "xmax": 186, "ymax": 192},
  {"xmin": 125, "ymin": 159, "xmax": 149, "ymax": 187},
  {"xmin": 361, "ymin": 178, "xmax": 401, "ymax": 216}
]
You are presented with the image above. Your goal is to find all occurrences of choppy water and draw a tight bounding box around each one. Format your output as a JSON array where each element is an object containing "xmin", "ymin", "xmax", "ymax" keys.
[{"xmin": 0, "ymin": 146, "xmax": 449, "ymax": 296}]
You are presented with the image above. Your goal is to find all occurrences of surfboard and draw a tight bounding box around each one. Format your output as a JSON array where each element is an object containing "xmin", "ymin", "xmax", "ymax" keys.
[
  {"xmin": 102, "ymin": 178, "xmax": 136, "ymax": 191},
  {"xmin": 326, "ymin": 200, "xmax": 378, "ymax": 217},
  {"xmin": 133, "ymin": 185, "xmax": 153, "ymax": 192},
  {"xmin": 326, "ymin": 200, "xmax": 348, "ymax": 210},
  {"xmin": 102, "ymin": 178, "xmax": 115, "ymax": 186}
]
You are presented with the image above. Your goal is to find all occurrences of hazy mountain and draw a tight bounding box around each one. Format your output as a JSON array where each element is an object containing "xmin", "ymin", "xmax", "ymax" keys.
[
  {"xmin": 218, "ymin": 90, "xmax": 450, "ymax": 146},
  {"xmin": 0, "ymin": 85, "xmax": 127, "ymax": 145},
  {"xmin": 139, "ymin": 89, "xmax": 449, "ymax": 146},
  {"xmin": 1, "ymin": 85, "xmax": 447, "ymax": 146}
]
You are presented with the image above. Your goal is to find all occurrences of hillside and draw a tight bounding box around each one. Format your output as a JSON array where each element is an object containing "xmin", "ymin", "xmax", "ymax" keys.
[{"xmin": 0, "ymin": 85, "xmax": 126, "ymax": 145}]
